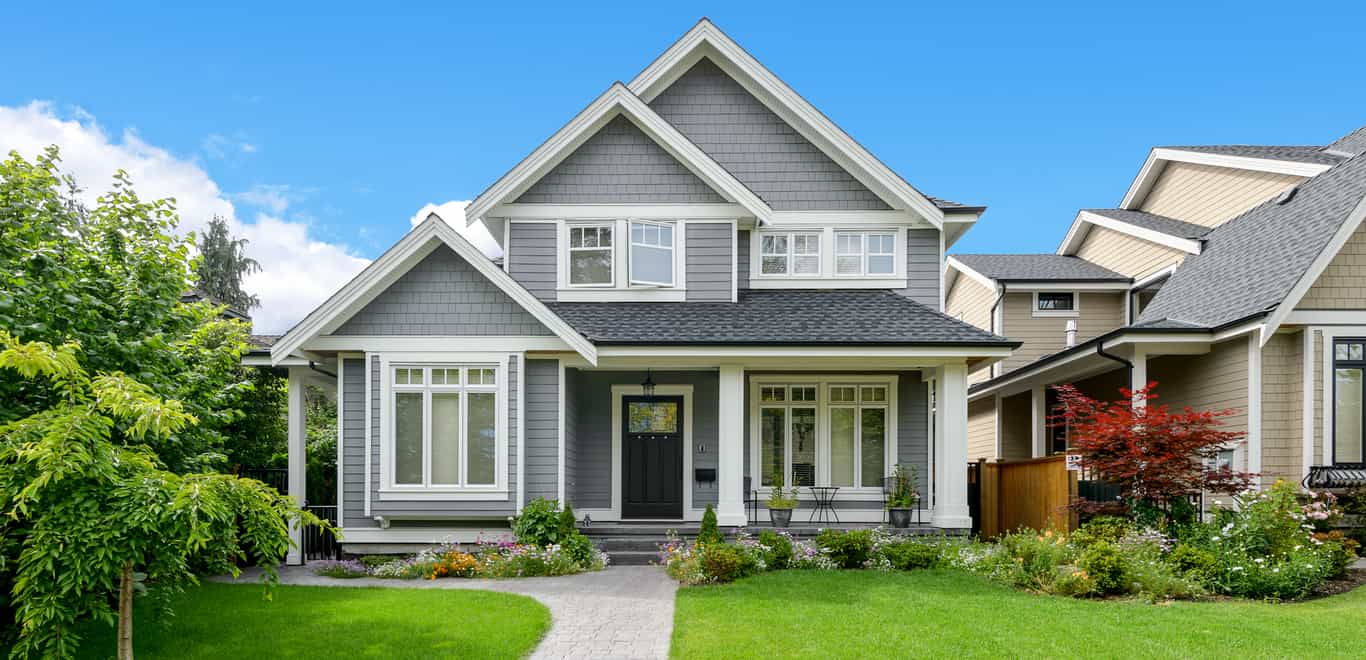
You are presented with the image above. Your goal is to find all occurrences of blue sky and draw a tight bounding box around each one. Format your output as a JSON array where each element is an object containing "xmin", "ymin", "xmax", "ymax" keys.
[{"xmin": 3, "ymin": 1, "xmax": 1363, "ymax": 330}]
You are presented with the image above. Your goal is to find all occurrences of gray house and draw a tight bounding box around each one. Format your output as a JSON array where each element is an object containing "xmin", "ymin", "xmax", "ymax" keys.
[{"xmin": 254, "ymin": 19, "xmax": 1014, "ymax": 558}]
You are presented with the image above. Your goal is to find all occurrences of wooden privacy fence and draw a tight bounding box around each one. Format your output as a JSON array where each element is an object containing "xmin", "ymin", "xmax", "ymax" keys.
[{"xmin": 975, "ymin": 456, "xmax": 1078, "ymax": 539}]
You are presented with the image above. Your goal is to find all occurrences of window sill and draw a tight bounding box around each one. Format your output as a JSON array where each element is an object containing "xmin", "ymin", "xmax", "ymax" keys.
[
  {"xmin": 378, "ymin": 488, "xmax": 509, "ymax": 501},
  {"xmin": 747, "ymin": 277, "xmax": 907, "ymax": 290},
  {"xmin": 1032, "ymin": 310, "xmax": 1079, "ymax": 318},
  {"xmin": 556, "ymin": 288, "xmax": 686, "ymax": 302}
]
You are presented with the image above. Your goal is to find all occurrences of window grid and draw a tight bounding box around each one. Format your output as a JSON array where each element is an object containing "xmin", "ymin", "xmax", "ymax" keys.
[
  {"xmin": 759, "ymin": 232, "xmax": 821, "ymax": 276},
  {"xmin": 567, "ymin": 223, "xmax": 614, "ymax": 287},
  {"xmin": 392, "ymin": 365, "xmax": 499, "ymax": 489},
  {"xmin": 757, "ymin": 382, "xmax": 893, "ymax": 491},
  {"xmin": 835, "ymin": 232, "xmax": 896, "ymax": 276},
  {"xmin": 628, "ymin": 221, "xmax": 676, "ymax": 286}
]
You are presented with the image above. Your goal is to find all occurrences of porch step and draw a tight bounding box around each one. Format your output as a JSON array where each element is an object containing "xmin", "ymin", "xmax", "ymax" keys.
[{"xmin": 605, "ymin": 550, "xmax": 659, "ymax": 566}]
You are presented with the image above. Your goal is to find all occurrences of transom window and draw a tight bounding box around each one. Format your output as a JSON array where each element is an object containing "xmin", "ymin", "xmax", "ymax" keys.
[
  {"xmin": 835, "ymin": 232, "xmax": 896, "ymax": 276},
  {"xmin": 391, "ymin": 365, "xmax": 500, "ymax": 488},
  {"xmin": 629, "ymin": 221, "xmax": 675, "ymax": 286},
  {"xmin": 757, "ymin": 382, "xmax": 891, "ymax": 490},
  {"xmin": 1333, "ymin": 339, "xmax": 1365, "ymax": 464},
  {"xmin": 760, "ymin": 232, "xmax": 821, "ymax": 276},
  {"xmin": 568, "ymin": 224, "xmax": 614, "ymax": 286}
]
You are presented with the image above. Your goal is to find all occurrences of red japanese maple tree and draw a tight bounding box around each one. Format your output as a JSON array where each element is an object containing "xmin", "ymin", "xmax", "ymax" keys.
[{"xmin": 1051, "ymin": 382, "xmax": 1255, "ymax": 513}]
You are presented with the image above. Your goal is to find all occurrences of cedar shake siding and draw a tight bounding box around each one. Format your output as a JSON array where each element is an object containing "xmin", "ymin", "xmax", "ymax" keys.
[
  {"xmin": 1296, "ymin": 220, "xmax": 1366, "ymax": 310},
  {"xmin": 1139, "ymin": 161, "xmax": 1305, "ymax": 228},
  {"xmin": 1074, "ymin": 225, "xmax": 1187, "ymax": 280},
  {"xmin": 1261, "ymin": 330, "xmax": 1304, "ymax": 484},
  {"xmin": 513, "ymin": 115, "xmax": 725, "ymax": 204}
]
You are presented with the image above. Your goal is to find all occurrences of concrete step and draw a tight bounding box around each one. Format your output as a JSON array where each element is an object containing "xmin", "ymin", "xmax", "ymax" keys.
[
  {"xmin": 593, "ymin": 537, "xmax": 670, "ymax": 553},
  {"xmin": 605, "ymin": 550, "xmax": 659, "ymax": 566}
]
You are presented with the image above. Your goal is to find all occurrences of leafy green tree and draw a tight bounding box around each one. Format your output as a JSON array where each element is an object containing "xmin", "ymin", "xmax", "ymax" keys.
[
  {"xmin": 194, "ymin": 215, "xmax": 261, "ymax": 312},
  {"xmin": 0, "ymin": 331, "xmax": 325, "ymax": 659}
]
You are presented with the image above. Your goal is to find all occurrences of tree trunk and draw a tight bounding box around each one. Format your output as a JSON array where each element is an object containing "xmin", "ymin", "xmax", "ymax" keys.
[{"xmin": 118, "ymin": 561, "xmax": 134, "ymax": 660}]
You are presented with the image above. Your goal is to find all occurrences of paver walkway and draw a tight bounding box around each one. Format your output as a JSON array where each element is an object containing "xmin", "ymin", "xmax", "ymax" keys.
[{"xmin": 217, "ymin": 564, "xmax": 677, "ymax": 659}]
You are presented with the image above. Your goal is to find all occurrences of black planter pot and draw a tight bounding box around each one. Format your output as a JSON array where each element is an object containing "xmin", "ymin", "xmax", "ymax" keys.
[
  {"xmin": 769, "ymin": 507, "xmax": 793, "ymax": 528},
  {"xmin": 888, "ymin": 507, "xmax": 913, "ymax": 528}
]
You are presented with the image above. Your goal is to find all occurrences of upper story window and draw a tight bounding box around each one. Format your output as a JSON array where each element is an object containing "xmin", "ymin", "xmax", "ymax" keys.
[
  {"xmin": 391, "ymin": 365, "xmax": 501, "ymax": 489},
  {"xmin": 629, "ymin": 221, "xmax": 675, "ymax": 286},
  {"xmin": 1033, "ymin": 291, "xmax": 1078, "ymax": 317},
  {"xmin": 568, "ymin": 224, "xmax": 613, "ymax": 286},
  {"xmin": 835, "ymin": 232, "xmax": 896, "ymax": 276},
  {"xmin": 760, "ymin": 232, "xmax": 821, "ymax": 276},
  {"xmin": 1333, "ymin": 339, "xmax": 1365, "ymax": 465}
]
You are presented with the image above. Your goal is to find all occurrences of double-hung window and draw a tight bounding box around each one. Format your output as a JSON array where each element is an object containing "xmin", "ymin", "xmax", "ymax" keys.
[
  {"xmin": 568, "ymin": 223, "xmax": 613, "ymax": 286},
  {"xmin": 1333, "ymin": 339, "xmax": 1365, "ymax": 464},
  {"xmin": 392, "ymin": 366, "xmax": 500, "ymax": 489},
  {"xmin": 828, "ymin": 384, "xmax": 888, "ymax": 488},
  {"xmin": 760, "ymin": 232, "xmax": 821, "ymax": 276},
  {"xmin": 835, "ymin": 232, "xmax": 896, "ymax": 276},
  {"xmin": 629, "ymin": 221, "xmax": 675, "ymax": 286}
]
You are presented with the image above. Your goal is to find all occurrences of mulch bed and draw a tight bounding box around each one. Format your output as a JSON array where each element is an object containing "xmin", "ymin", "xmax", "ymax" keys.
[{"xmin": 1307, "ymin": 568, "xmax": 1366, "ymax": 599}]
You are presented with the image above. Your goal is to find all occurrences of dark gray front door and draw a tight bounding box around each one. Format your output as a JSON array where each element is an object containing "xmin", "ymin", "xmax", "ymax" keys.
[{"xmin": 622, "ymin": 396, "xmax": 684, "ymax": 518}]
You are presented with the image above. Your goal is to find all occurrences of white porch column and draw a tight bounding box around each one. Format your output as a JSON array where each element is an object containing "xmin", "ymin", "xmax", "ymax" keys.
[
  {"xmin": 1031, "ymin": 384, "xmax": 1047, "ymax": 458},
  {"xmin": 716, "ymin": 364, "xmax": 747, "ymax": 526},
  {"xmin": 933, "ymin": 363, "xmax": 973, "ymax": 529},
  {"xmin": 286, "ymin": 367, "xmax": 308, "ymax": 565},
  {"xmin": 1130, "ymin": 347, "xmax": 1148, "ymax": 408}
]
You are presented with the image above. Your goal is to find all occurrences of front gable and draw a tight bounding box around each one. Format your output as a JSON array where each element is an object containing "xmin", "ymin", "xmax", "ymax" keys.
[
  {"xmin": 514, "ymin": 114, "xmax": 726, "ymax": 204},
  {"xmin": 333, "ymin": 245, "xmax": 554, "ymax": 336},
  {"xmin": 649, "ymin": 58, "xmax": 890, "ymax": 211},
  {"xmin": 1296, "ymin": 218, "xmax": 1366, "ymax": 311}
]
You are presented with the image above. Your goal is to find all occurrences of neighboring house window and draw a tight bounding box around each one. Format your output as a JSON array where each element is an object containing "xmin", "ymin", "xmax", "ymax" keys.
[
  {"xmin": 835, "ymin": 232, "xmax": 896, "ymax": 276},
  {"xmin": 568, "ymin": 223, "xmax": 613, "ymax": 286},
  {"xmin": 757, "ymin": 382, "xmax": 890, "ymax": 490},
  {"xmin": 1333, "ymin": 339, "xmax": 1365, "ymax": 464},
  {"xmin": 629, "ymin": 221, "xmax": 675, "ymax": 286},
  {"xmin": 760, "ymin": 232, "xmax": 821, "ymax": 276},
  {"xmin": 1033, "ymin": 291, "xmax": 1078, "ymax": 317},
  {"xmin": 392, "ymin": 365, "xmax": 500, "ymax": 488}
]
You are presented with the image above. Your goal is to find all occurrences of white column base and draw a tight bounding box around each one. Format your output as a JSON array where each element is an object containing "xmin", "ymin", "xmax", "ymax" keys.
[{"xmin": 932, "ymin": 363, "xmax": 972, "ymax": 531}]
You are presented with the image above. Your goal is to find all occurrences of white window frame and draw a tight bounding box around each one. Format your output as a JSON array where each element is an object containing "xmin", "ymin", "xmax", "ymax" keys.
[
  {"xmin": 628, "ymin": 220, "xmax": 676, "ymax": 287},
  {"xmin": 834, "ymin": 231, "xmax": 897, "ymax": 277},
  {"xmin": 749, "ymin": 375, "xmax": 898, "ymax": 496},
  {"xmin": 757, "ymin": 231, "xmax": 822, "ymax": 277},
  {"xmin": 378, "ymin": 353, "xmax": 509, "ymax": 500},
  {"xmin": 1032, "ymin": 291, "xmax": 1080, "ymax": 318},
  {"xmin": 566, "ymin": 222, "xmax": 615, "ymax": 288}
]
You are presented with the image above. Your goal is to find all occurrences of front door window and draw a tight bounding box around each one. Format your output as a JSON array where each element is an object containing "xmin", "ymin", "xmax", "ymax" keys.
[{"xmin": 623, "ymin": 396, "xmax": 683, "ymax": 518}]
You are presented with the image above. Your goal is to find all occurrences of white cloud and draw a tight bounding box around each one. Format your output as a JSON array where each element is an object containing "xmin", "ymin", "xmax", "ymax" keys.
[
  {"xmin": 0, "ymin": 101, "xmax": 368, "ymax": 334},
  {"xmin": 409, "ymin": 200, "xmax": 502, "ymax": 257},
  {"xmin": 202, "ymin": 132, "xmax": 257, "ymax": 159},
  {"xmin": 234, "ymin": 183, "xmax": 303, "ymax": 214}
]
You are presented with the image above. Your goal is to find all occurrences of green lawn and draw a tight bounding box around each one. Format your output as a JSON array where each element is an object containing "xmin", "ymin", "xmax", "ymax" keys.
[
  {"xmin": 78, "ymin": 582, "xmax": 549, "ymax": 659},
  {"xmin": 672, "ymin": 570, "xmax": 1366, "ymax": 659}
]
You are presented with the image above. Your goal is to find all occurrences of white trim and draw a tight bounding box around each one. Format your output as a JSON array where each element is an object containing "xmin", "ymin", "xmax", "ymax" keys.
[
  {"xmin": 1302, "ymin": 327, "xmax": 1316, "ymax": 478},
  {"xmin": 746, "ymin": 278, "xmax": 908, "ymax": 290},
  {"xmin": 1058, "ymin": 210, "xmax": 1204, "ymax": 256},
  {"xmin": 286, "ymin": 367, "xmax": 307, "ymax": 565},
  {"xmin": 555, "ymin": 218, "xmax": 689, "ymax": 300},
  {"xmin": 336, "ymin": 358, "xmax": 345, "ymax": 527},
  {"xmin": 364, "ymin": 354, "xmax": 372, "ymax": 517},
  {"xmin": 495, "ymin": 203, "xmax": 745, "ymax": 219},
  {"xmin": 627, "ymin": 220, "xmax": 677, "ymax": 287},
  {"xmin": 750, "ymin": 226, "xmax": 907, "ymax": 285},
  {"xmin": 564, "ymin": 221, "xmax": 617, "ymax": 288},
  {"xmin": 556, "ymin": 359, "xmax": 566, "ymax": 504},
  {"xmin": 730, "ymin": 219, "xmax": 739, "ymax": 303},
  {"xmin": 769, "ymin": 210, "xmax": 934, "ymax": 226},
  {"xmin": 608, "ymin": 384, "xmax": 695, "ymax": 521},
  {"xmin": 1247, "ymin": 329, "xmax": 1262, "ymax": 475},
  {"xmin": 1120, "ymin": 148, "xmax": 1329, "ymax": 211},
  {"xmin": 944, "ymin": 256, "xmax": 995, "ymax": 291},
  {"xmin": 1031, "ymin": 291, "xmax": 1080, "ymax": 318},
  {"xmin": 1318, "ymin": 327, "xmax": 1366, "ymax": 466},
  {"xmin": 339, "ymin": 528, "xmax": 515, "ymax": 545},
  {"xmin": 1030, "ymin": 384, "xmax": 1046, "ymax": 458},
  {"xmin": 627, "ymin": 19, "xmax": 944, "ymax": 226},
  {"xmin": 304, "ymin": 336, "xmax": 573, "ymax": 353},
  {"xmin": 1262, "ymin": 193, "xmax": 1366, "ymax": 345},
  {"xmin": 1285, "ymin": 310, "xmax": 1366, "ymax": 325},
  {"xmin": 555, "ymin": 289, "xmax": 688, "ymax": 303},
  {"xmin": 270, "ymin": 214, "xmax": 597, "ymax": 365},
  {"xmin": 595, "ymin": 345, "xmax": 1014, "ymax": 359},
  {"xmin": 1004, "ymin": 282, "xmax": 1131, "ymax": 292},
  {"xmin": 502, "ymin": 219, "xmax": 511, "ymax": 269},
  {"xmin": 517, "ymin": 353, "xmax": 526, "ymax": 510},
  {"xmin": 465, "ymin": 82, "xmax": 772, "ymax": 225}
]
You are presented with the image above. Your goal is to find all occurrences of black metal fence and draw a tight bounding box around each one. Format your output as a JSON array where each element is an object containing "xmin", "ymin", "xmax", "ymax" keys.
[
  {"xmin": 303, "ymin": 505, "xmax": 341, "ymax": 560},
  {"xmin": 237, "ymin": 467, "xmax": 288, "ymax": 493}
]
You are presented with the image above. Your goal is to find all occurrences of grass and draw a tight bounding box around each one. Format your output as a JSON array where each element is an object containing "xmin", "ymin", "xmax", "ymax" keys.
[
  {"xmin": 672, "ymin": 570, "xmax": 1366, "ymax": 659},
  {"xmin": 77, "ymin": 582, "xmax": 549, "ymax": 659}
]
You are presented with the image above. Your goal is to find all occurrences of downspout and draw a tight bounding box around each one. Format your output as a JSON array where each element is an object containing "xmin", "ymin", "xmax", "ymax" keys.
[
  {"xmin": 308, "ymin": 360, "xmax": 337, "ymax": 379},
  {"xmin": 988, "ymin": 283, "xmax": 1007, "ymax": 377},
  {"xmin": 1095, "ymin": 343, "xmax": 1132, "ymax": 388}
]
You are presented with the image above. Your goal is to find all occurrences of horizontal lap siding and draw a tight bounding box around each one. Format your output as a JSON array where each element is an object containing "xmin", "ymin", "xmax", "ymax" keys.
[
  {"xmin": 523, "ymin": 359, "xmax": 560, "ymax": 503},
  {"xmin": 1001, "ymin": 291, "xmax": 1124, "ymax": 371},
  {"xmin": 334, "ymin": 246, "xmax": 551, "ymax": 336},
  {"xmin": 1149, "ymin": 337, "xmax": 1250, "ymax": 470},
  {"xmin": 1261, "ymin": 331, "xmax": 1303, "ymax": 484},
  {"xmin": 564, "ymin": 370, "xmax": 578, "ymax": 507},
  {"xmin": 686, "ymin": 223, "xmax": 734, "ymax": 302},
  {"xmin": 341, "ymin": 358, "xmax": 375, "ymax": 528},
  {"xmin": 901, "ymin": 229, "xmax": 941, "ymax": 310},
  {"xmin": 507, "ymin": 223, "xmax": 557, "ymax": 303},
  {"xmin": 1075, "ymin": 225, "xmax": 1186, "ymax": 280},
  {"xmin": 736, "ymin": 230, "xmax": 751, "ymax": 290},
  {"xmin": 1141, "ymin": 161, "xmax": 1304, "ymax": 228},
  {"xmin": 1000, "ymin": 392, "xmax": 1032, "ymax": 460},
  {"xmin": 967, "ymin": 397, "xmax": 997, "ymax": 461},
  {"xmin": 946, "ymin": 276, "xmax": 996, "ymax": 384}
]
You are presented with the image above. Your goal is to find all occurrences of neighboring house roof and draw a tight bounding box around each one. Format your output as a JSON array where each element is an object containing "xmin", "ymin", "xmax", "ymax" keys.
[
  {"xmin": 547, "ymin": 289, "xmax": 1016, "ymax": 346},
  {"xmin": 1160, "ymin": 145, "xmax": 1346, "ymax": 167},
  {"xmin": 1080, "ymin": 209, "xmax": 1209, "ymax": 240},
  {"xmin": 1137, "ymin": 151, "xmax": 1366, "ymax": 330},
  {"xmin": 950, "ymin": 254, "xmax": 1129, "ymax": 283}
]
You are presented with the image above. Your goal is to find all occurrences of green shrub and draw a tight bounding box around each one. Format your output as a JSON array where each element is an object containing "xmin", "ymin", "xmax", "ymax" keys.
[
  {"xmin": 1314, "ymin": 532, "xmax": 1360, "ymax": 578},
  {"xmin": 697, "ymin": 505, "xmax": 724, "ymax": 545},
  {"xmin": 1168, "ymin": 543, "xmax": 1220, "ymax": 584},
  {"xmin": 699, "ymin": 543, "xmax": 761, "ymax": 583},
  {"xmin": 513, "ymin": 497, "xmax": 573, "ymax": 546},
  {"xmin": 997, "ymin": 530, "xmax": 1075, "ymax": 591},
  {"xmin": 816, "ymin": 529, "xmax": 875, "ymax": 569},
  {"xmin": 757, "ymin": 530, "xmax": 793, "ymax": 570},
  {"xmin": 1050, "ymin": 565, "xmax": 1095, "ymax": 597},
  {"xmin": 1078, "ymin": 541, "xmax": 1128, "ymax": 595},
  {"xmin": 1210, "ymin": 546, "xmax": 1332, "ymax": 600},
  {"xmin": 561, "ymin": 533, "xmax": 599, "ymax": 568},
  {"xmin": 1071, "ymin": 516, "xmax": 1131, "ymax": 548},
  {"xmin": 880, "ymin": 541, "xmax": 942, "ymax": 570}
]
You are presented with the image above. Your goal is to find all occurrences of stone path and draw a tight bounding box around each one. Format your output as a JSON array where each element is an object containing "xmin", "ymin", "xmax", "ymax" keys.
[{"xmin": 216, "ymin": 564, "xmax": 678, "ymax": 659}]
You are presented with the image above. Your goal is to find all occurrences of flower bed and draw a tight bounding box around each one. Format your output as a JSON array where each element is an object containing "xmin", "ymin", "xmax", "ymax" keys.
[{"xmin": 660, "ymin": 527, "xmax": 943, "ymax": 585}]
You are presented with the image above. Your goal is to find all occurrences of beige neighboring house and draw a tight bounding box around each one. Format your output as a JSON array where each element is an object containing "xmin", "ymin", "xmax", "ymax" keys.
[{"xmin": 945, "ymin": 124, "xmax": 1366, "ymax": 492}]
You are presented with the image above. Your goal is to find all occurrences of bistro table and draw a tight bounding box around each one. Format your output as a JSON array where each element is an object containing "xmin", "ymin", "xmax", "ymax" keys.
[{"xmin": 807, "ymin": 486, "xmax": 840, "ymax": 524}]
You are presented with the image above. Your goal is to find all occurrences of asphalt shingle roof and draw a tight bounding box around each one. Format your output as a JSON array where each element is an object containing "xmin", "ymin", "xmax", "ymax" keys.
[
  {"xmin": 951, "ymin": 254, "xmax": 1129, "ymax": 282},
  {"xmin": 926, "ymin": 195, "xmax": 985, "ymax": 213},
  {"xmin": 547, "ymin": 289, "xmax": 1014, "ymax": 346},
  {"xmin": 1083, "ymin": 209, "xmax": 1210, "ymax": 239},
  {"xmin": 1162, "ymin": 144, "xmax": 1346, "ymax": 166},
  {"xmin": 1138, "ymin": 151, "xmax": 1366, "ymax": 328}
]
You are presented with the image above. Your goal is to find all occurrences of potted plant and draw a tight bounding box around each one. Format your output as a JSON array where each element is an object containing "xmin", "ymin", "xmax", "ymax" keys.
[
  {"xmin": 766, "ymin": 470, "xmax": 798, "ymax": 528},
  {"xmin": 886, "ymin": 464, "xmax": 920, "ymax": 528}
]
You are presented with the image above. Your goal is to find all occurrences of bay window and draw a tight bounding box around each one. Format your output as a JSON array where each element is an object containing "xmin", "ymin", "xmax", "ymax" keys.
[
  {"xmin": 755, "ymin": 380, "xmax": 894, "ymax": 491},
  {"xmin": 629, "ymin": 221, "xmax": 675, "ymax": 286},
  {"xmin": 1333, "ymin": 339, "xmax": 1365, "ymax": 464},
  {"xmin": 835, "ymin": 232, "xmax": 896, "ymax": 276},
  {"xmin": 568, "ymin": 224, "xmax": 613, "ymax": 286},
  {"xmin": 760, "ymin": 232, "xmax": 821, "ymax": 276},
  {"xmin": 391, "ymin": 365, "xmax": 501, "ymax": 489}
]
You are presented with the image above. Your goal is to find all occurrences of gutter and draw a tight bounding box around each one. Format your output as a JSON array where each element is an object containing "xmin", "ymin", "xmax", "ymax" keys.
[{"xmin": 309, "ymin": 360, "xmax": 337, "ymax": 379}]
